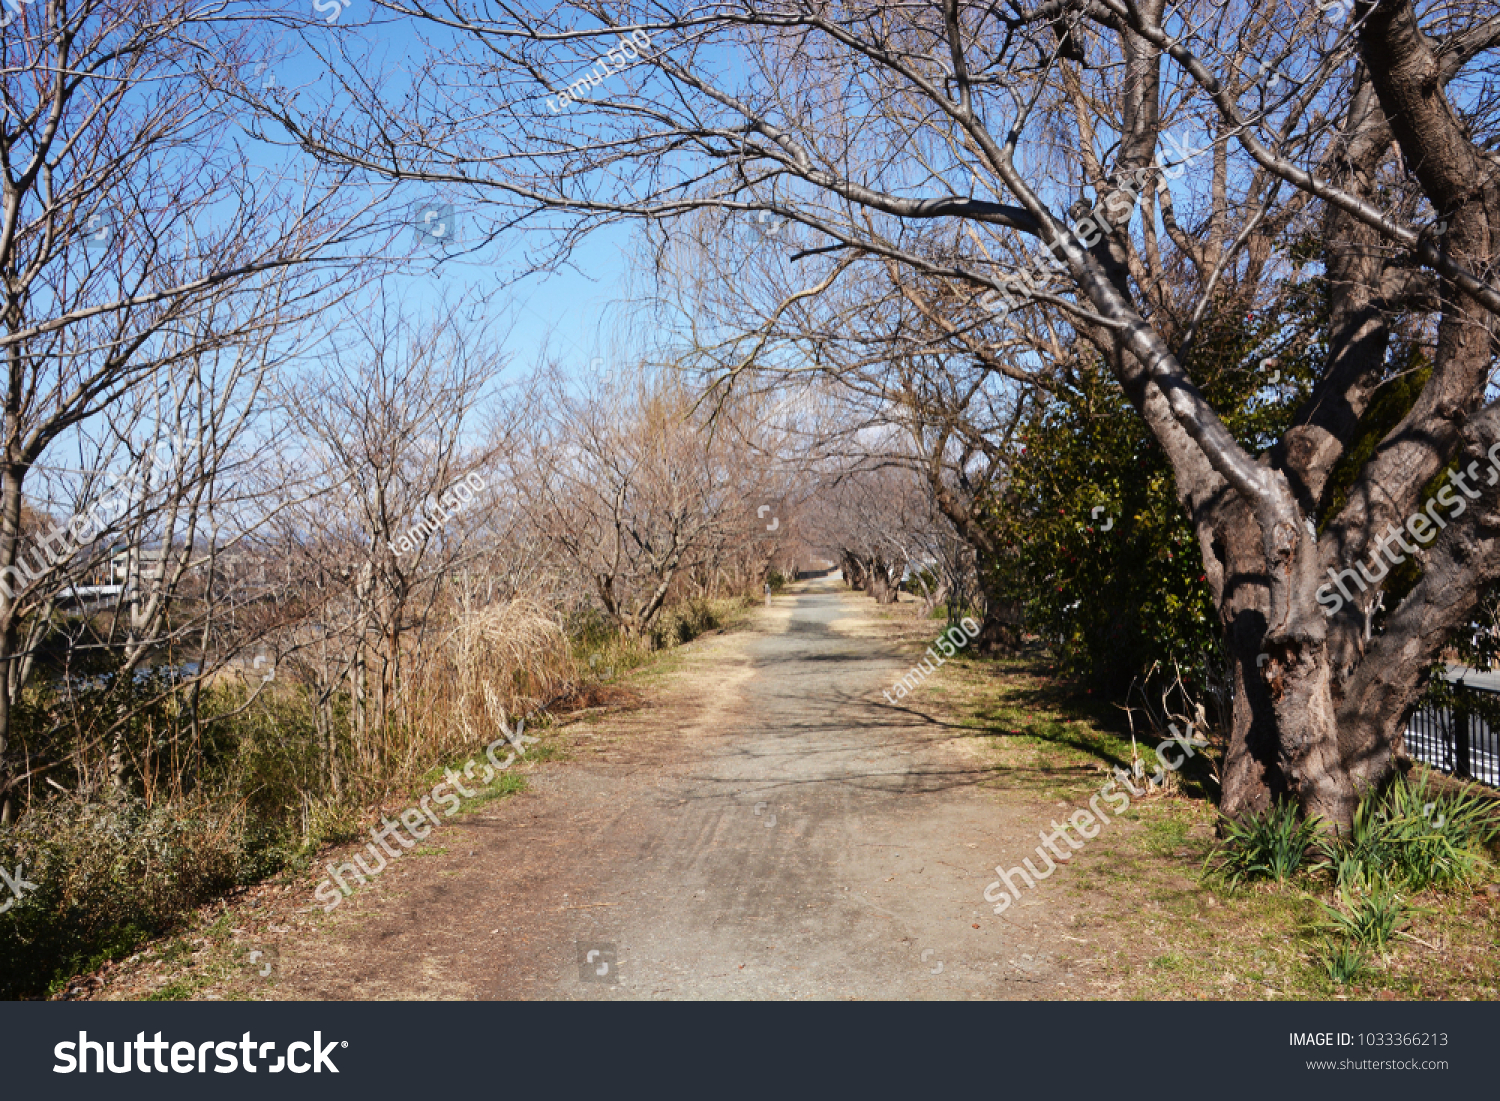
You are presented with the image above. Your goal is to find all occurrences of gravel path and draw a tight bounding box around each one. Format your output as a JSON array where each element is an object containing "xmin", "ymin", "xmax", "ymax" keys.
[{"xmin": 269, "ymin": 576, "xmax": 1088, "ymax": 1000}]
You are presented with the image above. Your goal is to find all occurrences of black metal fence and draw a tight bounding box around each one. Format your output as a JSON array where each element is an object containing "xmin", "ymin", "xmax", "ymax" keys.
[{"xmin": 1404, "ymin": 683, "xmax": 1500, "ymax": 788}]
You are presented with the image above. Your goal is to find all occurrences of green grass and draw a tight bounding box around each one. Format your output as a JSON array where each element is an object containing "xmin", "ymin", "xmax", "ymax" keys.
[
  {"xmin": 202, "ymin": 909, "xmax": 237, "ymax": 946},
  {"xmin": 940, "ymin": 654, "xmax": 1226, "ymax": 805},
  {"xmin": 157, "ymin": 938, "xmax": 196, "ymax": 965},
  {"xmin": 1330, "ymin": 773, "xmax": 1498, "ymax": 892},
  {"xmin": 415, "ymin": 726, "xmax": 560, "ymax": 804},
  {"xmin": 1142, "ymin": 814, "xmax": 1192, "ymax": 857},
  {"xmin": 41, "ymin": 925, "xmax": 151, "ymax": 999},
  {"xmin": 927, "ymin": 641, "xmax": 1500, "ymax": 1000},
  {"xmin": 463, "ymin": 770, "xmax": 528, "ymax": 808},
  {"xmin": 1194, "ymin": 774, "xmax": 1500, "ymax": 992}
]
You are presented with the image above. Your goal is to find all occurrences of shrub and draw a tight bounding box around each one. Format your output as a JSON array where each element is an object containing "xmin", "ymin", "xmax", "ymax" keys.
[
  {"xmin": 0, "ymin": 797, "xmax": 254, "ymax": 999},
  {"xmin": 649, "ymin": 596, "xmax": 735, "ymax": 649}
]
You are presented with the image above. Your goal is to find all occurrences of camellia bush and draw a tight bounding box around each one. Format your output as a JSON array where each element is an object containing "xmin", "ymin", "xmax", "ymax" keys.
[{"xmin": 991, "ymin": 301, "xmax": 1320, "ymax": 703}]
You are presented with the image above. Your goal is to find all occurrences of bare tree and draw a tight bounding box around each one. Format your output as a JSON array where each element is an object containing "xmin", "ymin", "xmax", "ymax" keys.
[
  {"xmin": 262, "ymin": 299, "xmax": 505, "ymax": 789},
  {"xmin": 520, "ymin": 364, "xmax": 779, "ymax": 641}
]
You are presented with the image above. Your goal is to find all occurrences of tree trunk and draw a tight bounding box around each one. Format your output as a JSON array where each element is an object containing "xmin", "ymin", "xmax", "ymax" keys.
[
  {"xmin": 1222, "ymin": 630, "xmax": 1357, "ymax": 827},
  {"xmin": 867, "ymin": 556, "xmax": 897, "ymax": 604},
  {"xmin": 971, "ymin": 564, "xmax": 1021, "ymax": 655},
  {"xmin": 840, "ymin": 550, "xmax": 868, "ymax": 591},
  {"xmin": 0, "ymin": 452, "xmax": 24, "ymax": 824}
]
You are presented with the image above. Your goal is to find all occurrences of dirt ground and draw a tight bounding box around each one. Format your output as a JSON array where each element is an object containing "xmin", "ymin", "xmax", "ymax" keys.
[{"xmin": 71, "ymin": 574, "xmax": 1500, "ymax": 1001}]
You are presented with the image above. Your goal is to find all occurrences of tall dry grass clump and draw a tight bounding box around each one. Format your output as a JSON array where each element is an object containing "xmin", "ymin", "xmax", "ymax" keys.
[{"xmin": 443, "ymin": 594, "xmax": 578, "ymax": 743}]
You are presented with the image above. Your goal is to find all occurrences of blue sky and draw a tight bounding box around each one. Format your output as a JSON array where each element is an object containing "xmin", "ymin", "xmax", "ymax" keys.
[{"xmin": 251, "ymin": 8, "xmax": 644, "ymax": 382}]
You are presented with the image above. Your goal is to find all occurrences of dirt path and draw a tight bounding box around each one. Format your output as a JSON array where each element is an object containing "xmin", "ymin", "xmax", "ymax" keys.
[{"xmin": 215, "ymin": 576, "xmax": 1104, "ymax": 1000}]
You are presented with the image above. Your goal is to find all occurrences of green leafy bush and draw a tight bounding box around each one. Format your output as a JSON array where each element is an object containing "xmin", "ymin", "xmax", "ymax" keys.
[
  {"xmin": 994, "ymin": 360, "xmax": 1224, "ymax": 698},
  {"xmin": 992, "ymin": 302, "xmax": 1319, "ymax": 701}
]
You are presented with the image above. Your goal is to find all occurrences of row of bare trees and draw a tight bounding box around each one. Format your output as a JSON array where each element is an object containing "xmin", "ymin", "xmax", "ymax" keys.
[
  {"xmin": 519, "ymin": 365, "xmax": 794, "ymax": 640},
  {"xmin": 1, "ymin": 286, "xmax": 807, "ymax": 819},
  {"xmin": 256, "ymin": 0, "xmax": 1500, "ymax": 829}
]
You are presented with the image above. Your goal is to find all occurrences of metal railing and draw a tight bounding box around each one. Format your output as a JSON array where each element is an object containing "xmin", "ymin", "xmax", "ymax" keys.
[{"xmin": 1404, "ymin": 682, "xmax": 1500, "ymax": 788}]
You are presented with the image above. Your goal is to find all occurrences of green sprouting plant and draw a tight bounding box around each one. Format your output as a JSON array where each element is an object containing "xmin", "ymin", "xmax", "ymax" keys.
[
  {"xmin": 1320, "ymin": 880, "xmax": 1411, "ymax": 951},
  {"xmin": 1330, "ymin": 773, "xmax": 1499, "ymax": 893},
  {"xmin": 1204, "ymin": 801, "xmax": 1323, "ymax": 886},
  {"xmin": 1317, "ymin": 938, "xmax": 1370, "ymax": 986},
  {"xmin": 1324, "ymin": 851, "xmax": 1376, "ymax": 893}
]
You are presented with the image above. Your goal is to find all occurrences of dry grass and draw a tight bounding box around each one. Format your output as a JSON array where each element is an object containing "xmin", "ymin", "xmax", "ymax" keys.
[{"xmin": 442, "ymin": 595, "xmax": 577, "ymax": 743}]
